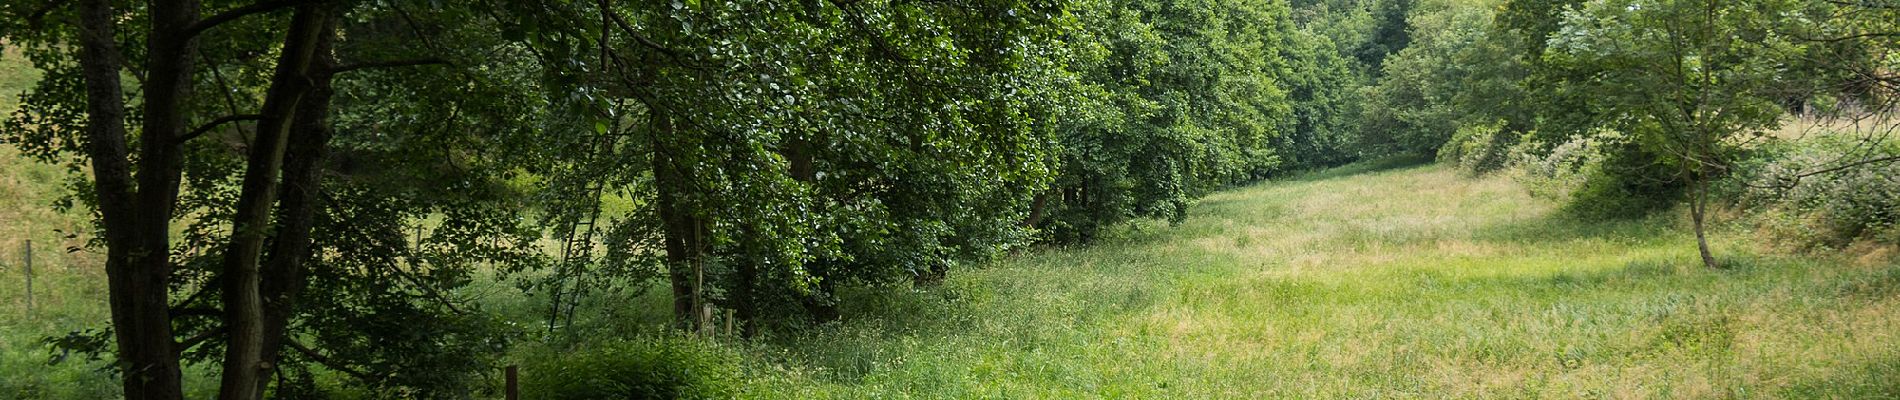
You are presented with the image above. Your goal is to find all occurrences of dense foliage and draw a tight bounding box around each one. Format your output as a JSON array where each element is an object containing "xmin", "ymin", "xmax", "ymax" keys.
[{"xmin": 0, "ymin": 0, "xmax": 1892, "ymax": 397}]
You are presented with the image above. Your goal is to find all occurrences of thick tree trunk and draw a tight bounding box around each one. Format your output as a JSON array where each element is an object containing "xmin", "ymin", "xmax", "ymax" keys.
[
  {"xmin": 217, "ymin": 6, "xmax": 332, "ymax": 399},
  {"xmin": 74, "ymin": 0, "xmax": 187, "ymax": 398},
  {"xmin": 650, "ymin": 110, "xmax": 707, "ymax": 330},
  {"xmin": 251, "ymin": 17, "xmax": 339, "ymax": 398}
]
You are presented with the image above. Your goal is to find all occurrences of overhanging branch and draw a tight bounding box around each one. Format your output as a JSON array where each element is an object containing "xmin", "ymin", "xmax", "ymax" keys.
[
  {"xmin": 287, "ymin": 340, "xmax": 376, "ymax": 381},
  {"xmin": 176, "ymin": 326, "xmax": 226, "ymax": 354},
  {"xmin": 180, "ymin": 114, "xmax": 264, "ymax": 141},
  {"xmin": 183, "ymin": 0, "xmax": 306, "ymax": 39}
]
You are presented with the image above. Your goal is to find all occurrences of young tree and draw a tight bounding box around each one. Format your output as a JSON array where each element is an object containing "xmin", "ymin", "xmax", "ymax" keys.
[{"xmin": 1547, "ymin": 0, "xmax": 1801, "ymax": 268}]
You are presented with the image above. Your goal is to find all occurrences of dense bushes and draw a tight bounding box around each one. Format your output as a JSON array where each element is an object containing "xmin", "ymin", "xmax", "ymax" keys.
[
  {"xmin": 1560, "ymin": 141, "xmax": 1687, "ymax": 221},
  {"xmin": 523, "ymin": 336, "xmax": 746, "ymax": 399},
  {"xmin": 1437, "ymin": 120, "xmax": 1514, "ymax": 175},
  {"xmin": 1500, "ymin": 132, "xmax": 1684, "ymax": 220},
  {"xmin": 1727, "ymin": 136, "xmax": 1900, "ymax": 248},
  {"xmin": 1502, "ymin": 124, "xmax": 1899, "ymax": 250}
]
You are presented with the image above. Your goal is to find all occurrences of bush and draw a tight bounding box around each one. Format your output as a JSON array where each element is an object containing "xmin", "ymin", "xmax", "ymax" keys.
[
  {"xmin": 522, "ymin": 335, "xmax": 745, "ymax": 399},
  {"xmin": 1438, "ymin": 120, "xmax": 1516, "ymax": 175},
  {"xmin": 1503, "ymin": 130, "xmax": 1684, "ymax": 220},
  {"xmin": 1508, "ymin": 131, "xmax": 1606, "ymax": 200},
  {"xmin": 1562, "ymin": 139, "xmax": 1686, "ymax": 220},
  {"xmin": 1726, "ymin": 135, "xmax": 1900, "ymax": 247}
]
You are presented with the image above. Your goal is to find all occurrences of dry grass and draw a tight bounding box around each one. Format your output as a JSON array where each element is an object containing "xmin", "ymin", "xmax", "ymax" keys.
[{"xmin": 754, "ymin": 162, "xmax": 1900, "ymax": 399}]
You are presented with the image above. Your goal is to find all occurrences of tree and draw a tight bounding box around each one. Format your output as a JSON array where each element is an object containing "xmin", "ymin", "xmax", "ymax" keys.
[
  {"xmin": 5, "ymin": 1, "xmax": 549, "ymax": 397},
  {"xmin": 1547, "ymin": 0, "xmax": 1802, "ymax": 268},
  {"xmin": 1034, "ymin": 0, "xmax": 1294, "ymax": 243},
  {"xmin": 503, "ymin": 0, "xmax": 1072, "ymax": 332}
]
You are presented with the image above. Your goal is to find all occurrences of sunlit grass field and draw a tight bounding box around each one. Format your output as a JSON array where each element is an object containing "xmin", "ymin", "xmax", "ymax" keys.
[{"xmin": 749, "ymin": 162, "xmax": 1900, "ymax": 398}]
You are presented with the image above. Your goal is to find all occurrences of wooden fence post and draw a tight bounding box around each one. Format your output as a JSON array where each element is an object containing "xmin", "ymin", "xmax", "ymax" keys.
[
  {"xmin": 23, "ymin": 239, "xmax": 32, "ymax": 317},
  {"xmin": 699, "ymin": 304, "xmax": 714, "ymax": 337},
  {"xmin": 505, "ymin": 365, "xmax": 518, "ymax": 400}
]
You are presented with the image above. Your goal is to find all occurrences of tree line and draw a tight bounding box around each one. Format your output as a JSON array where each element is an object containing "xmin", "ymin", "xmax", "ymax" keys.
[{"xmin": 0, "ymin": 0, "xmax": 1892, "ymax": 398}]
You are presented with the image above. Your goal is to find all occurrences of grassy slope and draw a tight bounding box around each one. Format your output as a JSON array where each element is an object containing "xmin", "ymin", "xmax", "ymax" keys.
[
  {"xmin": 0, "ymin": 44, "xmax": 123, "ymax": 398},
  {"xmin": 756, "ymin": 163, "xmax": 1900, "ymax": 398}
]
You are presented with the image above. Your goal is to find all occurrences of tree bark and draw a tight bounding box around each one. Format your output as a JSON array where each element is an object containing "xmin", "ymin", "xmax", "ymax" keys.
[
  {"xmin": 650, "ymin": 109, "xmax": 707, "ymax": 330},
  {"xmin": 1023, "ymin": 190, "xmax": 1051, "ymax": 228},
  {"xmin": 1690, "ymin": 178, "xmax": 1718, "ymax": 269},
  {"xmin": 217, "ymin": 6, "xmax": 332, "ymax": 399},
  {"xmin": 74, "ymin": 0, "xmax": 186, "ymax": 398},
  {"xmin": 251, "ymin": 15, "xmax": 340, "ymax": 398}
]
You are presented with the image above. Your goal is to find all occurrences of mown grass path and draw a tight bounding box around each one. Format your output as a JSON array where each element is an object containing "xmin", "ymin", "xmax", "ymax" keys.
[{"xmin": 762, "ymin": 163, "xmax": 1900, "ymax": 398}]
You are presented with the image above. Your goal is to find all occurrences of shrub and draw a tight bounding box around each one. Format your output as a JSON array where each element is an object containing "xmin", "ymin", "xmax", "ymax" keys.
[
  {"xmin": 1503, "ymin": 130, "xmax": 1684, "ymax": 219},
  {"xmin": 1438, "ymin": 120, "xmax": 1516, "ymax": 175},
  {"xmin": 1562, "ymin": 139, "xmax": 1686, "ymax": 221},
  {"xmin": 522, "ymin": 335, "xmax": 745, "ymax": 399},
  {"xmin": 1726, "ymin": 135, "xmax": 1900, "ymax": 247},
  {"xmin": 1508, "ymin": 132, "xmax": 1606, "ymax": 201}
]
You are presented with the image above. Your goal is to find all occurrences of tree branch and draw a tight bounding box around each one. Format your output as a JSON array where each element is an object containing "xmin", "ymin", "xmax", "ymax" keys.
[
  {"xmin": 287, "ymin": 339, "xmax": 375, "ymax": 382},
  {"xmin": 1797, "ymin": 154, "xmax": 1900, "ymax": 179},
  {"xmin": 333, "ymin": 57, "xmax": 452, "ymax": 74},
  {"xmin": 182, "ymin": 0, "xmax": 306, "ymax": 39},
  {"xmin": 600, "ymin": 2, "xmax": 680, "ymax": 57},
  {"xmin": 176, "ymin": 326, "xmax": 226, "ymax": 354},
  {"xmin": 180, "ymin": 114, "xmax": 264, "ymax": 141}
]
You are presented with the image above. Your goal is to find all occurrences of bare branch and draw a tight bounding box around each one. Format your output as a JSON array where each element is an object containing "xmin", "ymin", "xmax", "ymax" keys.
[
  {"xmin": 180, "ymin": 114, "xmax": 264, "ymax": 141},
  {"xmin": 182, "ymin": 0, "xmax": 306, "ymax": 39},
  {"xmin": 1796, "ymin": 154, "xmax": 1900, "ymax": 179}
]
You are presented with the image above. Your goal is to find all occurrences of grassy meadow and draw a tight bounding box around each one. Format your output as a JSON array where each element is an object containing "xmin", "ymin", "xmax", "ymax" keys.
[
  {"xmin": 4, "ymin": 44, "xmax": 1900, "ymax": 398},
  {"xmin": 733, "ymin": 161, "xmax": 1900, "ymax": 398}
]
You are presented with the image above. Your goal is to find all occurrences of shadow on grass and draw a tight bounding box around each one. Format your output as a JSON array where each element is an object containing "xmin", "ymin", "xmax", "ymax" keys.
[
  {"xmin": 1469, "ymin": 211, "xmax": 1678, "ymax": 247},
  {"xmin": 1196, "ymin": 155, "xmax": 1435, "ymax": 210},
  {"xmin": 1284, "ymin": 154, "xmax": 1434, "ymax": 182}
]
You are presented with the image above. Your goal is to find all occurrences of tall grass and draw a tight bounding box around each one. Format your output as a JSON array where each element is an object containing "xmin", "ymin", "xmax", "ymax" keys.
[{"xmin": 744, "ymin": 163, "xmax": 1900, "ymax": 398}]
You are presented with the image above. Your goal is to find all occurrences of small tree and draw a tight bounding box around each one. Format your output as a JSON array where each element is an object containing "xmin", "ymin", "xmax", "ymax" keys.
[{"xmin": 1547, "ymin": 0, "xmax": 1800, "ymax": 268}]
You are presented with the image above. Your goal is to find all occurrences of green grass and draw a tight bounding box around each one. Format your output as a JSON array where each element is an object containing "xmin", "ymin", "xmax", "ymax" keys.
[
  {"xmin": 3, "ymin": 140, "xmax": 1898, "ymax": 397},
  {"xmin": 0, "ymin": 40, "xmax": 137, "ymax": 399},
  {"xmin": 742, "ymin": 163, "xmax": 1900, "ymax": 398},
  {"xmin": 0, "ymin": 43, "xmax": 41, "ymax": 113},
  {"xmin": 3, "ymin": 44, "xmax": 1897, "ymax": 396}
]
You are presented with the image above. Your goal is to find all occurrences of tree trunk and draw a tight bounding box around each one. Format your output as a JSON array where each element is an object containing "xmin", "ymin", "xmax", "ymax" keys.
[
  {"xmin": 650, "ymin": 110, "xmax": 707, "ymax": 330},
  {"xmin": 1690, "ymin": 179, "xmax": 1718, "ymax": 269},
  {"xmin": 1023, "ymin": 190, "xmax": 1050, "ymax": 228},
  {"xmin": 217, "ymin": 6, "xmax": 332, "ymax": 399},
  {"xmin": 74, "ymin": 0, "xmax": 186, "ymax": 398},
  {"xmin": 252, "ymin": 18, "xmax": 340, "ymax": 397}
]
